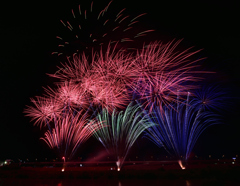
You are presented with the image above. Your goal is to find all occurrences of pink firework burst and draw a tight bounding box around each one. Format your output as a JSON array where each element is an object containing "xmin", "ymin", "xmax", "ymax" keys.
[
  {"xmin": 87, "ymin": 79, "xmax": 130, "ymax": 112},
  {"xmin": 139, "ymin": 72, "xmax": 198, "ymax": 112},
  {"xmin": 49, "ymin": 53, "xmax": 93, "ymax": 83},
  {"xmin": 134, "ymin": 40, "xmax": 203, "ymax": 76},
  {"xmin": 50, "ymin": 45, "xmax": 136, "ymax": 112},
  {"xmin": 41, "ymin": 109, "xmax": 104, "ymax": 159},
  {"xmin": 133, "ymin": 40, "xmax": 205, "ymax": 112},
  {"xmin": 91, "ymin": 44, "xmax": 137, "ymax": 90},
  {"xmin": 43, "ymin": 82, "xmax": 89, "ymax": 111},
  {"xmin": 24, "ymin": 96, "xmax": 61, "ymax": 128}
]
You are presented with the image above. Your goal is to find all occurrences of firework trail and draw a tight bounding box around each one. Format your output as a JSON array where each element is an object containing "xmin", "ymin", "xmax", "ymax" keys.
[
  {"xmin": 52, "ymin": 1, "xmax": 154, "ymax": 59},
  {"xmin": 93, "ymin": 102, "xmax": 155, "ymax": 171},
  {"xmin": 144, "ymin": 92, "xmax": 221, "ymax": 169}
]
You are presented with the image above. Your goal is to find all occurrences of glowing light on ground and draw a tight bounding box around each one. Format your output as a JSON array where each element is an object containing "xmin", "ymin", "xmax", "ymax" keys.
[{"xmin": 178, "ymin": 160, "xmax": 186, "ymax": 170}]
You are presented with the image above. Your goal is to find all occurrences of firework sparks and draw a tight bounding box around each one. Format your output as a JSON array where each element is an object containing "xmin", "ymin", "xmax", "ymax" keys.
[
  {"xmin": 93, "ymin": 102, "xmax": 155, "ymax": 170},
  {"xmin": 41, "ymin": 109, "xmax": 104, "ymax": 160},
  {"xmin": 49, "ymin": 53, "xmax": 93, "ymax": 83},
  {"xmin": 191, "ymin": 85, "xmax": 228, "ymax": 112},
  {"xmin": 43, "ymin": 82, "xmax": 89, "ymax": 111},
  {"xmin": 52, "ymin": 1, "xmax": 154, "ymax": 59},
  {"xmin": 24, "ymin": 0, "xmax": 221, "ymax": 167},
  {"xmin": 24, "ymin": 96, "xmax": 61, "ymax": 129},
  {"xmin": 49, "ymin": 46, "xmax": 135, "ymax": 112},
  {"xmin": 132, "ymin": 40, "xmax": 204, "ymax": 112},
  {"xmin": 144, "ymin": 92, "xmax": 221, "ymax": 169}
]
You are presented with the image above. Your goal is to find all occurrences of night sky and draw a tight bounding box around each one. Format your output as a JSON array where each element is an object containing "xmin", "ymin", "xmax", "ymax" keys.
[{"xmin": 0, "ymin": 0, "xmax": 239, "ymax": 161}]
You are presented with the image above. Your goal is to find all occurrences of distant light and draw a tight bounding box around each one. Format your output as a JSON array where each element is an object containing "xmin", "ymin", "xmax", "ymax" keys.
[
  {"xmin": 80, "ymin": 164, "xmax": 82, "ymax": 167},
  {"xmin": 110, "ymin": 167, "xmax": 113, "ymax": 170},
  {"xmin": 61, "ymin": 168, "xmax": 65, "ymax": 172},
  {"xmin": 4, "ymin": 161, "xmax": 7, "ymax": 165},
  {"xmin": 232, "ymin": 162, "xmax": 235, "ymax": 164},
  {"xmin": 232, "ymin": 157, "xmax": 236, "ymax": 160},
  {"xmin": 117, "ymin": 167, "xmax": 120, "ymax": 171},
  {"xmin": 178, "ymin": 160, "xmax": 186, "ymax": 170}
]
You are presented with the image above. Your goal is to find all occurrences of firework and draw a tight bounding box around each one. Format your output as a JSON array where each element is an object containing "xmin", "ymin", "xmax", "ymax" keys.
[
  {"xmin": 49, "ymin": 53, "xmax": 93, "ymax": 83},
  {"xmin": 50, "ymin": 38, "xmax": 207, "ymax": 113},
  {"xmin": 191, "ymin": 84, "xmax": 228, "ymax": 112},
  {"xmin": 132, "ymin": 40, "xmax": 204, "ymax": 112},
  {"xmin": 24, "ymin": 96, "xmax": 61, "ymax": 129},
  {"xmin": 134, "ymin": 40, "xmax": 203, "ymax": 75},
  {"xmin": 90, "ymin": 44, "xmax": 137, "ymax": 88},
  {"xmin": 43, "ymin": 82, "xmax": 89, "ymax": 111},
  {"xmin": 49, "ymin": 46, "xmax": 135, "ymax": 112},
  {"xmin": 144, "ymin": 92, "xmax": 221, "ymax": 169},
  {"xmin": 93, "ymin": 102, "xmax": 155, "ymax": 170},
  {"xmin": 41, "ymin": 109, "xmax": 103, "ymax": 160},
  {"xmin": 52, "ymin": 1, "xmax": 154, "ymax": 59},
  {"xmin": 24, "ymin": 0, "xmax": 225, "ymax": 168}
]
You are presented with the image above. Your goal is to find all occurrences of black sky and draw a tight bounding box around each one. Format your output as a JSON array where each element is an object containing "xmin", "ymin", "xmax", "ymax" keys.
[{"xmin": 0, "ymin": 0, "xmax": 239, "ymax": 161}]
